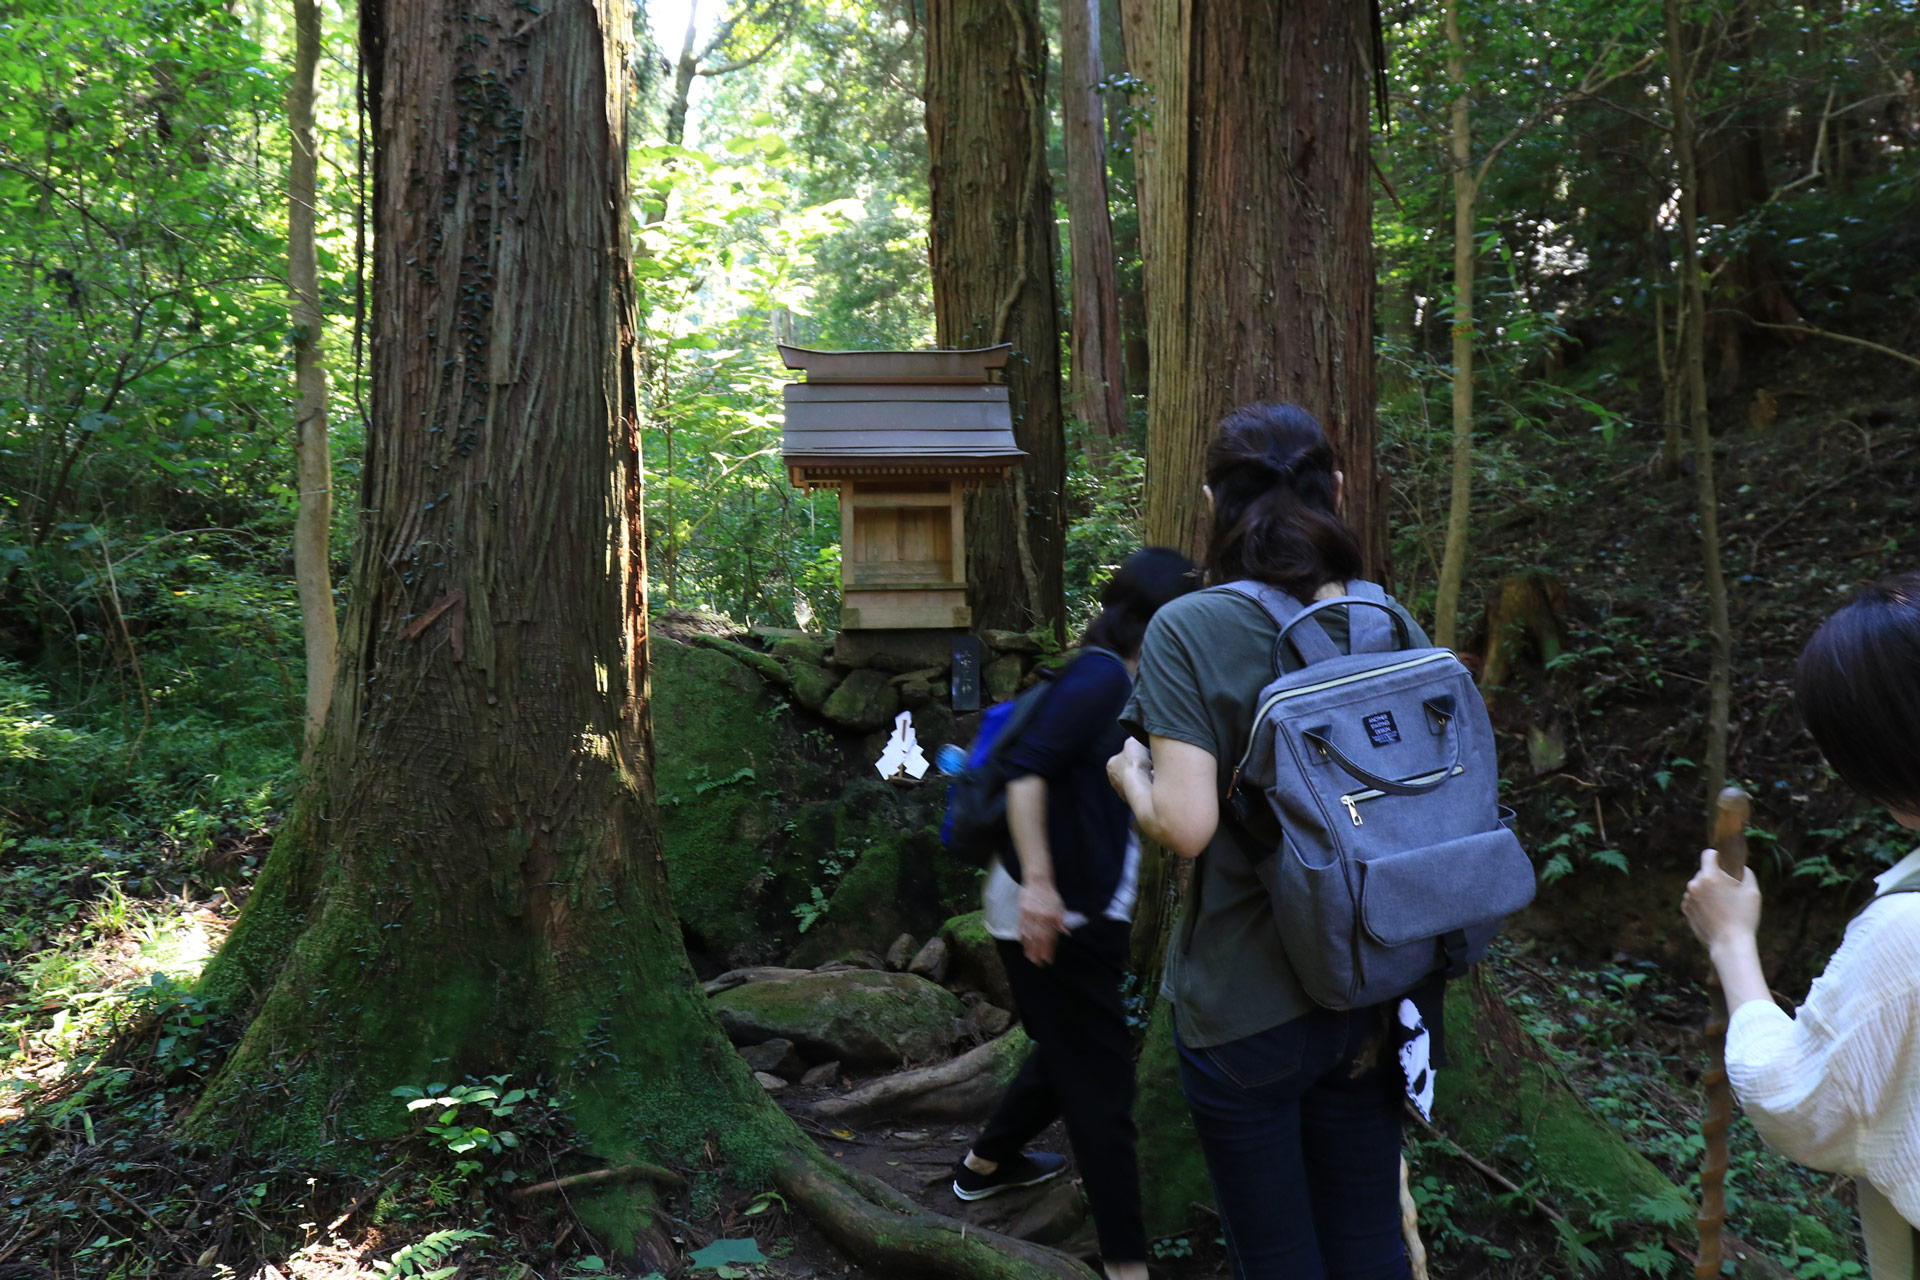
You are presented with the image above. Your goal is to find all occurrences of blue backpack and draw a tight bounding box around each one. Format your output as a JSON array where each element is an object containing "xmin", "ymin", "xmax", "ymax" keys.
[
  {"xmin": 1218, "ymin": 581, "xmax": 1535, "ymax": 1009},
  {"xmin": 940, "ymin": 648, "xmax": 1120, "ymax": 863}
]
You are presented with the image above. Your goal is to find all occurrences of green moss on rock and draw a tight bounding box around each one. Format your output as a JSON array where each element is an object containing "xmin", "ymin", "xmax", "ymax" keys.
[
  {"xmin": 791, "ymin": 661, "xmax": 844, "ymax": 712},
  {"xmin": 940, "ymin": 910, "xmax": 1012, "ymax": 1008},
  {"xmin": 822, "ymin": 667, "xmax": 900, "ymax": 731},
  {"xmin": 710, "ymin": 970, "xmax": 964, "ymax": 1068}
]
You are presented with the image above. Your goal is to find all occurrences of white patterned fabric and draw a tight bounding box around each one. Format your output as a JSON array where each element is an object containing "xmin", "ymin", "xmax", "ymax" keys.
[
  {"xmin": 1725, "ymin": 847, "xmax": 1920, "ymax": 1278},
  {"xmin": 1398, "ymin": 997, "xmax": 1434, "ymax": 1121}
]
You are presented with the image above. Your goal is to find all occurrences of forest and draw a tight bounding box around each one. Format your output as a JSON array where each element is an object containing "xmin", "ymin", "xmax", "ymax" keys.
[{"xmin": 0, "ymin": 0, "xmax": 1916, "ymax": 1276}]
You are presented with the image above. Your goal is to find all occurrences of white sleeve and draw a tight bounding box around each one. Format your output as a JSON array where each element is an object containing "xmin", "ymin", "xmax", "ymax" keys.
[{"xmin": 1725, "ymin": 902, "xmax": 1920, "ymax": 1189}]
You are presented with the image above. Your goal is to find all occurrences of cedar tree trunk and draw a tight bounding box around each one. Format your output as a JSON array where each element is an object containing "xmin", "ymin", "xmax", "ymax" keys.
[
  {"xmin": 196, "ymin": 0, "xmax": 1091, "ymax": 1273},
  {"xmin": 926, "ymin": 0, "xmax": 1067, "ymax": 636},
  {"xmin": 1118, "ymin": 0, "xmax": 1380, "ymax": 569},
  {"xmin": 289, "ymin": 0, "xmax": 337, "ymax": 751},
  {"xmin": 1061, "ymin": 0, "xmax": 1126, "ymax": 447}
]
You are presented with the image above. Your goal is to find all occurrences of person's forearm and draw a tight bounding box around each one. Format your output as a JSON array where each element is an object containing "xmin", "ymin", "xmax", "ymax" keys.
[
  {"xmin": 1710, "ymin": 932, "xmax": 1772, "ymax": 1014},
  {"xmin": 1006, "ymin": 776, "xmax": 1055, "ymax": 885}
]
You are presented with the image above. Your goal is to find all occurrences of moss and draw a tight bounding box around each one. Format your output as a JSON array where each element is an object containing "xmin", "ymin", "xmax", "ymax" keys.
[
  {"xmin": 653, "ymin": 638, "xmax": 830, "ymax": 963},
  {"xmin": 791, "ymin": 661, "xmax": 844, "ymax": 711},
  {"xmin": 770, "ymin": 636, "xmax": 827, "ymax": 667},
  {"xmin": 822, "ymin": 668, "xmax": 900, "ymax": 732},
  {"xmin": 1438, "ymin": 977, "xmax": 1692, "ymax": 1223},
  {"xmin": 1130, "ymin": 1000, "xmax": 1212, "ymax": 1239},
  {"xmin": 690, "ymin": 632, "xmax": 790, "ymax": 687}
]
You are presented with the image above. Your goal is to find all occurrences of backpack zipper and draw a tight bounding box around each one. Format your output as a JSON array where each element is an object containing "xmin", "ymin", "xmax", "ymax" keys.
[
  {"xmin": 1236, "ymin": 651, "xmax": 1457, "ymax": 775},
  {"xmin": 1337, "ymin": 765, "xmax": 1466, "ymax": 825}
]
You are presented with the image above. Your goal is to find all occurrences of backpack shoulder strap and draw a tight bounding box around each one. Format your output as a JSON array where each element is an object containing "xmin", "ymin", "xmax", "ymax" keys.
[{"xmin": 1215, "ymin": 580, "xmax": 1342, "ymax": 670}]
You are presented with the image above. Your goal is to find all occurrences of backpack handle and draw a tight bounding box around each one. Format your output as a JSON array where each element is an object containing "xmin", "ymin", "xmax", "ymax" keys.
[
  {"xmin": 1303, "ymin": 699, "xmax": 1462, "ymax": 797},
  {"xmin": 1275, "ymin": 595, "xmax": 1414, "ymax": 659}
]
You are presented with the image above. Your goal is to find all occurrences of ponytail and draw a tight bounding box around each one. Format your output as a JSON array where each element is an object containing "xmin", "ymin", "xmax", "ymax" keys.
[{"xmin": 1203, "ymin": 402, "xmax": 1362, "ymax": 602}]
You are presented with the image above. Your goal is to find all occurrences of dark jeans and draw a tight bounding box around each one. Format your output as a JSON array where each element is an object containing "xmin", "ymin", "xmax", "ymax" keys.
[
  {"xmin": 1176, "ymin": 1006, "xmax": 1410, "ymax": 1280},
  {"xmin": 972, "ymin": 917, "xmax": 1148, "ymax": 1263}
]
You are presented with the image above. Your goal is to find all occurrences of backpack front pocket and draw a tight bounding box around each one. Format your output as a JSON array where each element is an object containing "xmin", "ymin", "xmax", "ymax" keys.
[{"xmin": 1355, "ymin": 827, "xmax": 1535, "ymax": 948}]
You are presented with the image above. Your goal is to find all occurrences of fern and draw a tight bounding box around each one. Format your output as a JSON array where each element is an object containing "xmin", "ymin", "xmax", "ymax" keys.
[{"xmin": 372, "ymin": 1228, "xmax": 491, "ymax": 1279}]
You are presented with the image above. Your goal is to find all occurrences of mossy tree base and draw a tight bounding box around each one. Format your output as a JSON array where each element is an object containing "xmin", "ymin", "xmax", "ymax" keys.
[{"xmin": 185, "ymin": 0, "xmax": 1092, "ymax": 1274}]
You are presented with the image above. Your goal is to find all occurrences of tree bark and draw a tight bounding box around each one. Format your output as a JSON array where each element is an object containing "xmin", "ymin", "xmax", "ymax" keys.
[
  {"xmin": 1666, "ymin": 0, "xmax": 1733, "ymax": 815},
  {"xmin": 1118, "ymin": 0, "xmax": 1380, "ymax": 569},
  {"xmin": 926, "ymin": 0, "xmax": 1066, "ymax": 636},
  {"xmin": 199, "ymin": 4, "xmax": 1090, "ymax": 1274},
  {"xmin": 1433, "ymin": 0, "xmax": 1475, "ymax": 651},
  {"xmin": 288, "ymin": 0, "xmax": 336, "ymax": 752},
  {"xmin": 1060, "ymin": 0, "xmax": 1126, "ymax": 448}
]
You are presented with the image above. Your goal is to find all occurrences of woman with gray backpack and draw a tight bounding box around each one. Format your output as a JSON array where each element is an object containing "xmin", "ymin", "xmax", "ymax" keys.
[{"xmin": 1108, "ymin": 402, "xmax": 1532, "ymax": 1280}]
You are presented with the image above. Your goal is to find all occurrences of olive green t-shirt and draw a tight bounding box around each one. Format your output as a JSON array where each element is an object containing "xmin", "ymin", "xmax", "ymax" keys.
[{"xmin": 1120, "ymin": 583, "xmax": 1430, "ymax": 1050}]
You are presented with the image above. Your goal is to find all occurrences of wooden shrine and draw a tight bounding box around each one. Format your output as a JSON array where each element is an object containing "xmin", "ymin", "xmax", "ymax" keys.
[{"xmin": 779, "ymin": 344, "xmax": 1025, "ymax": 630}]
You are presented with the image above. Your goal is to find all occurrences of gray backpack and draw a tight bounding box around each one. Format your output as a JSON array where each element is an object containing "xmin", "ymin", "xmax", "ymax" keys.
[{"xmin": 1218, "ymin": 580, "xmax": 1535, "ymax": 1010}]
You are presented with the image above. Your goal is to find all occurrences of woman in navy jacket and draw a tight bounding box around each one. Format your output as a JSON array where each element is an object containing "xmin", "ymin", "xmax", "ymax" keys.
[{"xmin": 949, "ymin": 547, "xmax": 1198, "ymax": 1280}]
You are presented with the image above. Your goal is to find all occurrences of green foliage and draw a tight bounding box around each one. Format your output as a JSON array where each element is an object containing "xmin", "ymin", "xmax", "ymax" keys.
[{"xmin": 371, "ymin": 1228, "xmax": 491, "ymax": 1278}]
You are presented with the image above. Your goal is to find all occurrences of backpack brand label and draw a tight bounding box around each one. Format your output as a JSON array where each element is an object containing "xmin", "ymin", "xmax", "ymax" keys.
[{"xmin": 1363, "ymin": 710, "xmax": 1401, "ymax": 747}]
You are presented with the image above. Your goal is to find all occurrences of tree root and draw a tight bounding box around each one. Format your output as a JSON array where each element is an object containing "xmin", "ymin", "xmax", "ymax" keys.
[
  {"xmin": 810, "ymin": 1031, "xmax": 1028, "ymax": 1125},
  {"xmin": 510, "ymin": 1163, "xmax": 687, "ymax": 1201},
  {"xmin": 773, "ymin": 1144, "xmax": 1097, "ymax": 1280}
]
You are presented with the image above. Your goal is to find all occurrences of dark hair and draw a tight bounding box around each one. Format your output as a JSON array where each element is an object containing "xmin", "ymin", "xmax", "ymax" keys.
[
  {"xmin": 1203, "ymin": 402, "xmax": 1363, "ymax": 602},
  {"xmin": 1082, "ymin": 546, "xmax": 1201, "ymax": 659},
  {"xmin": 1794, "ymin": 571, "xmax": 1920, "ymax": 814}
]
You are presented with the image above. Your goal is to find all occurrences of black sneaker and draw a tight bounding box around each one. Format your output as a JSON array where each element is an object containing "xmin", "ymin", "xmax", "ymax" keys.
[{"xmin": 951, "ymin": 1151, "xmax": 1067, "ymax": 1202}]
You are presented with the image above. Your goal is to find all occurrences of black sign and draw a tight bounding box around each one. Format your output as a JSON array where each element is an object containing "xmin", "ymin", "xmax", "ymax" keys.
[{"xmin": 951, "ymin": 634, "xmax": 982, "ymax": 712}]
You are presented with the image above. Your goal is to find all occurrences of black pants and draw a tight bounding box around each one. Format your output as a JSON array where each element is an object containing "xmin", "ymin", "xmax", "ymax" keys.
[{"xmin": 972, "ymin": 916, "xmax": 1148, "ymax": 1263}]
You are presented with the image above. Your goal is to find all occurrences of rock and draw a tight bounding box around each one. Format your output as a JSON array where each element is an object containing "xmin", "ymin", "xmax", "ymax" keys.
[
  {"xmin": 739, "ymin": 1038, "xmax": 807, "ymax": 1079},
  {"xmin": 711, "ymin": 969, "xmax": 966, "ymax": 1069},
  {"xmin": 889, "ymin": 665, "xmax": 948, "ymax": 686},
  {"xmin": 801, "ymin": 1061, "xmax": 841, "ymax": 1088},
  {"xmin": 754, "ymin": 1070, "xmax": 788, "ymax": 1093},
  {"xmin": 790, "ymin": 661, "xmax": 845, "ymax": 712},
  {"xmin": 983, "ymin": 655, "xmax": 1024, "ymax": 703},
  {"xmin": 815, "ymin": 950, "xmax": 888, "ymax": 973},
  {"xmin": 982, "ymin": 628, "xmax": 1045, "ymax": 656},
  {"xmin": 770, "ymin": 636, "xmax": 827, "ymax": 667},
  {"xmin": 931, "ymin": 680, "xmax": 950, "ymax": 702},
  {"xmin": 703, "ymin": 966, "xmax": 812, "ymax": 996},
  {"xmin": 885, "ymin": 933, "xmax": 917, "ymax": 972},
  {"xmin": 964, "ymin": 1003, "xmax": 1014, "ymax": 1040},
  {"xmin": 941, "ymin": 911, "xmax": 1014, "ymax": 1009},
  {"xmin": 908, "ymin": 936, "xmax": 952, "ymax": 983},
  {"xmin": 897, "ymin": 676, "xmax": 934, "ymax": 710},
  {"xmin": 834, "ymin": 628, "xmax": 957, "ymax": 674},
  {"xmin": 750, "ymin": 624, "xmax": 810, "ymax": 643},
  {"xmin": 822, "ymin": 668, "xmax": 901, "ymax": 732},
  {"xmin": 1005, "ymin": 1180, "xmax": 1090, "ymax": 1245}
]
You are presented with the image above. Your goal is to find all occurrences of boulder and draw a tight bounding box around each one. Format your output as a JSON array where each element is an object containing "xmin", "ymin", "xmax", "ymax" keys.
[
  {"xmin": 739, "ymin": 1037, "xmax": 806, "ymax": 1079},
  {"xmin": 941, "ymin": 911, "xmax": 1014, "ymax": 1009},
  {"xmin": 983, "ymin": 655, "xmax": 1024, "ymax": 703},
  {"xmin": 982, "ymin": 628, "xmax": 1045, "ymax": 656},
  {"xmin": 964, "ymin": 1003, "xmax": 1014, "ymax": 1041},
  {"xmin": 711, "ymin": 969, "xmax": 965, "ymax": 1068},
  {"xmin": 801, "ymin": 1061, "xmax": 841, "ymax": 1088},
  {"xmin": 770, "ymin": 636, "xmax": 827, "ymax": 667},
  {"xmin": 790, "ymin": 661, "xmax": 844, "ymax": 713},
  {"xmin": 754, "ymin": 1071, "xmax": 788, "ymax": 1093},
  {"xmin": 822, "ymin": 668, "xmax": 901, "ymax": 732},
  {"xmin": 897, "ymin": 676, "xmax": 935, "ymax": 710},
  {"xmin": 885, "ymin": 933, "xmax": 917, "ymax": 972},
  {"xmin": 908, "ymin": 935, "xmax": 951, "ymax": 983}
]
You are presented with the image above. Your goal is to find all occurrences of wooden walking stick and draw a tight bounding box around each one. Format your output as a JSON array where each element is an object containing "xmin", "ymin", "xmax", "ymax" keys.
[{"xmin": 1696, "ymin": 785, "xmax": 1752, "ymax": 1279}]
